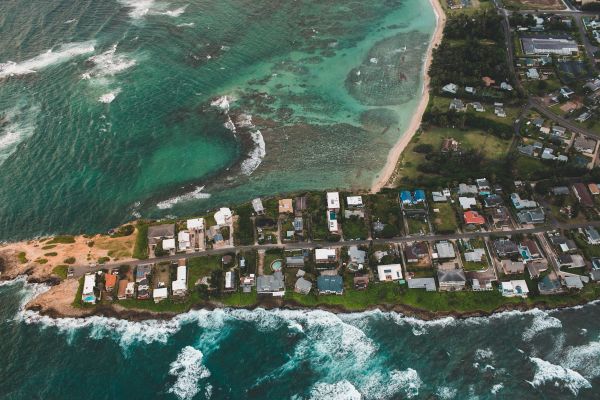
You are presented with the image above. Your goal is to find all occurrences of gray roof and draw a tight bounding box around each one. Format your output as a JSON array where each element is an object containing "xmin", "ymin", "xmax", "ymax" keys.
[
  {"xmin": 407, "ymin": 278, "xmax": 437, "ymax": 291},
  {"xmin": 286, "ymin": 256, "xmax": 305, "ymax": 266},
  {"xmin": 517, "ymin": 208, "xmax": 545, "ymax": 224},
  {"xmin": 552, "ymin": 186, "xmax": 570, "ymax": 195},
  {"xmin": 585, "ymin": 226, "xmax": 600, "ymax": 242},
  {"xmin": 317, "ymin": 275, "xmax": 343, "ymax": 294},
  {"xmin": 257, "ymin": 271, "xmax": 284, "ymax": 293},
  {"xmin": 494, "ymin": 239, "xmax": 519, "ymax": 256},
  {"xmin": 564, "ymin": 275, "xmax": 584, "ymax": 289},
  {"xmin": 437, "ymin": 269, "xmax": 466, "ymax": 283},
  {"xmin": 295, "ymin": 277, "xmax": 312, "ymax": 294},
  {"xmin": 148, "ymin": 224, "xmax": 175, "ymax": 240},
  {"xmin": 435, "ymin": 241, "xmax": 456, "ymax": 259},
  {"xmin": 348, "ymin": 245, "xmax": 366, "ymax": 264}
]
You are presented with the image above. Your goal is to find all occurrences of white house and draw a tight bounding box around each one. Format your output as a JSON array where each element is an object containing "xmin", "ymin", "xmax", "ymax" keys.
[
  {"xmin": 187, "ymin": 218, "xmax": 204, "ymax": 231},
  {"xmin": 172, "ymin": 261, "xmax": 187, "ymax": 296},
  {"xmin": 459, "ymin": 197, "xmax": 477, "ymax": 210},
  {"xmin": 177, "ymin": 230, "xmax": 191, "ymax": 251},
  {"xmin": 501, "ymin": 280, "xmax": 529, "ymax": 298},
  {"xmin": 327, "ymin": 192, "xmax": 340, "ymax": 210},
  {"xmin": 526, "ymin": 68, "xmax": 540, "ymax": 79},
  {"xmin": 315, "ymin": 248, "xmax": 337, "ymax": 263},
  {"xmin": 214, "ymin": 207, "xmax": 232, "ymax": 226},
  {"xmin": 162, "ymin": 238, "xmax": 176, "ymax": 252},
  {"xmin": 377, "ymin": 264, "xmax": 403, "ymax": 282},
  {"xmin": 153, "ymin": 287, "xmax": 168, "ymax": 303},
  {"xmin": 442, "ymin": 83, "xmax": 458, "ymax": 94},
  {"xmin": 82, "ymin": 273, "xmax": 96, "ymax": 304},
  {"xmin": 346, "ymin": 196, "xmax": 363, "ymax": 208}
]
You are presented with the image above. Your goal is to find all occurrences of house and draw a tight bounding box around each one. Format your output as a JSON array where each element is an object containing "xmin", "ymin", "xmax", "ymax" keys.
[
  {"xmin": 540, "ymin": 126, "xmax": 550, "ymax": 135},
  {"xmin": 252, "ymin": 198, "xmax": 265, "ymax": 214},
  {"xmin": 295, "ymin": 277, "xmax": 312, "ymax": 294},
  {"xmin": 278, "ymin": 198, "xmax": 293, "ymax": 214},
  {"xmin": 564, "ymin": 275, "xmax": 584, "ymax": 290},
  {"xmin": 526, "ymin": 68, "xmax": 540, "ymax": 79},
  {"xmin": 435, "ymin": 241, "xmax": 456, "ymax": 259},
  {"xmin": 214, "ymin": 207, "xmax": 232, "ymax": 226},
  {"xmin": 560, "ymin": 86, "xmax": 575, "ymax": 98},
  {"xmin": 552, "ymin": 125, "xmax": 566, "ymax": 137},
  {"xmin": 162, "ymin": 238, "xmax": 176, "ymax": 254},
  {"xmin": 465, "ymin": 248, "xmax": 486, "ymax": 263},
  {"xmin": 441, "ymin": 138, "xmax": 460, "ymax": 152},
  {"xmin": 459, "ymin": 197, "xmax": 477, "ymax": 210},
  {"xmin": 572, "ymin": 183, "xmax": 594, "ymax": 207},
  {"xmin": 585, "ymin": 226, "xmax": 600, "ymax": 245},
  {"xmin": 414, "ymin": 189, "xmax": 426, "ymax": 204},
  {"xmin": 482, "ymin": 76, "xmax": 496, "ymax": 86},
  {"xmin": 465, "ymin": 86, "xmax": 475, "ymax": 94},
  {"xmin": 186, "ymin": 218, "xmax": 205, "ymax": 251},
  {"xmin": 153, "ymin": 287, "xmax": 168, "ymax": 303},
  {"xmin": 135, "ymin": 264, "xmax": 152, "ymax": 300},
  {"xmin": 348, "ymin": 246, "xmax": 366, "ymax": 265},
  {"xmin": 476, "ymin": 178, "xmax": 491, "ymax": 192},
  {"xmin": 177, "ymin": 230, "xmax": 191, "ymax": 252},
  {"xmin": 317, "ymin": 275, "xmax": 344, "ymax": 295},
  {"xmin": 286, "ymin": 256, "xmax": 305, "ymax": 267},
  {"xmin": 589, "ymin": 183, "xmax": 600, "ymax": 195},
  {"xmin": 527, "ymin": 260, "xmax": 548, "ymax": 279},
  {"xmin": 346, "ymin": 196, "xmax": 363, "ymax": 208},
  {"xmin": 82, "ymin": 273, "xmax": 96, "ymax": 304},
  {"xmin": 407, "ymin": 277, "xmax": 437, "ymax": 291},
  {"xmin": 483, "ymin": 194, "xmax": 503, "ymax": 208},
  {"xmin": 327, "ymin": 192, "xmax": 340, "ymax": 211},
  {"xmin": 538, "ymin": 276, "xmax": 562, "ymax": 295},
  {"xmin": 517, "ymin": 208, "xmax": 545, "ymax": 225},
  {"xmin": 472, "ymin": 279, "xmax": 493, "ymax": 291},
  {"xmin": 404, "ymin": 242, "xmax": 429, "ymax": 263},
  {"xmin": 377, "ymin": 264, "xmax": 403, "ymax": 282},
  {"xmin": 494, "ymin": 106, "xmax": 506, "ymax": 118},
  {"xmin": 354, "ymin": 276, "xmax": 369, "ymax": 290},
  {"xmin": 224, "ymin": 271, "xmax": 235, "ymax": 291},
  {"xmin": 490, "ymin": 206, "xmax": 511, "ymax": 227},
  {"xmin": 573, "ymin": 135, "xmax": 597, "ymax": 154},
  {"xmin": 449, "ymin": 98, "xmax": 466, "ymax": 112},
  {"xmin": 511, "ymin": 193, "xmax": 537, "ymax": 209},
  {"xmin": 172, "ymin": 260, "xmax": 188, "ymax": 297},
  {"xmin": 502, "ymin": 260, "xmax": 525, "ymax": 275},
  {"xmin": 437, "ymin": 269, "xmax": 467, "ymax": 291},
  {"xmin": 295, "ymin": 196, "xmax": 307, "ymax": 214},
  {"xmin": 493, "ymin": 239, "xmax": 519, "ymax": 258},
  {"xmin": 257, "ymin": 271, "xmax": 285, "ymax": 296},
  {"xmin": 500, "ymin": 82, "xmax": 513, "ymax": 91},
  {"xmin": 293, "ymin": 217, "xmax": 303, "ymax": 232},
  {"xmin": 501, "ymin": 280, "xmax": 529, "ymax": 297},
  {"xmin": 315, "ymin": 248, "xmax": 337, "ymax": 263},
  {"xmin": 458, "ymin": 183, "xmax": 478, "ymax": 196},
  {"xmin": 541, "ymin": 148, "xmax": 556, "ymax": 160},
  {"xmin": 557, "ymin": 254, "xmax": 586, "ymax": 268},
  {"xmin": 400, "ymin": 190, "xmax": 413, "ymax": 205},
  {"xmin": 521, "ymin": 238, "xmax": 542, "ymax": 259},
  {"xmin": 550, "ymin": 235, "xmax": 577, "ymax": 253},
  {"xmin": 442, "ymin": 83, "xmax": 458, "ymax": 94},
  {"xmin": 464, "ymin": 210, "xmax": 486, "ymax": 226},
  {"xmin": 532, "ymin": 117, "xmax": 544, "ymax": 128},
  {"xmin": 147, "ymin": 224, "xmax": 175, "ymax": 255},
  {"xmin": 521, "ymin": 36, "xmax": 578, "ymax": 56},
  {"xmin": 117, "ymin": 279, "xmax": 129, "ymax": 300},
  {"xmin": 552, "ymin": 186, "xmax": 570, "ymax": 196},
  {"xmin": 432, "ymin": 191, "xmax": 448, "ymax": 202},
  {"xmin": 327, "ymin": 210, "xmax": 338, "ymax": 233},
  {"xmin": 471, "ymin": 102, "xmax": 485, "ymax": 112},
  {"xmin": 104, "ymin": 273, "xmax": 117, "ymax": 292}
]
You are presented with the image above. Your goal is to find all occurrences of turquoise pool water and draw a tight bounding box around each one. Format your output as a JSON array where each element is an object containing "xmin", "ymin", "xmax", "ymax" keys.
[{"xmin": 271, "ymin": 260, "xmax": 283, "ymax": 272}]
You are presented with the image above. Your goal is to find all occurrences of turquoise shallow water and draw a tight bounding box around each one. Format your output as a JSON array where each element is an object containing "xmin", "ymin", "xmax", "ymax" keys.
[
  {"xmin": 2, "ymin": 279, "xmax": 600, "ymax": 399},
  {"xmin": 0, "ymin": 0, "xmax": 435, "ymax": 240}
]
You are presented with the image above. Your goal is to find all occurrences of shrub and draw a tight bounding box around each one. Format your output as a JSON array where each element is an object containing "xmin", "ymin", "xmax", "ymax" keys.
[
  {"xmin": 48, "ymin": 235, "xmax": 76, "ymax": 244},
  {"xmin": 17, "ymin": 252, "xmax": 28, "ymax": 264},
  {"xmin": 44, "ymin": 252, "xmax": 58, "ymax": 257},
  {"xmin": 52, "ymin": 265, "xmax": 69, "ymax": 279},
  {"xmin": 63, "ymin": 257, "xmax": 76, "ymax": 264},
  {"xmin": 413, "ymin": 143, "xmax": 434, "ymax": 154},
  {"xmin": 98, "ymin": 256, "xmax": 110, "ymax": 265}
]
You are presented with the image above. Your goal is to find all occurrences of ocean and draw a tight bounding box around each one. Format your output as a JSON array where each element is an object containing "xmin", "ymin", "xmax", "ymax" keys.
[
  {"xmin": 0, "ymin": 0, "xmax": 435, "ymax": 241},
  {"xmin": 2, "ymin": 278, "xmax": 600, "ymax": 399}
]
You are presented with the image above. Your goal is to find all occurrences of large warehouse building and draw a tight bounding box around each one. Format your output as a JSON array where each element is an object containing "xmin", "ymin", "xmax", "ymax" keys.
[{"xmin": 521, "ymin": 36, "xmax": 578, "ymax": 55}]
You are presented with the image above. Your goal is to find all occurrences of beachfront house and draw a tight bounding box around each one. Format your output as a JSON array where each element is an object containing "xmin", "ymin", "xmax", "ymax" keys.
[
  {"xmin": 317, "ymin": 275, "xmax": 343, "ymax": 295},
  {"xmin": 172, "ymin": 259, "xmax": 188, "ymax": 297},
  {"xmin": 214, "ymin": 207, "xmax": 233, "ymax": 226},
  {"xmin": 377, "ymin": 264, "xmax": 403, "ymax": 282},
  {"xmin": 437, "ymin": 269, "xmax": 466, "ymax": 291},
  {"xmin": 252, "ymin": 198, "xmax": 265, "ymax": 215},
  {"xmin": 279, "ymin": 198, "xmax": 293, "ymax": 214},
  {"xmin": 147, "ymin": 224, "xmax": 175, "ymax": 257},
  {"xmin": 82, "ymin": 273, "xmax": 96, "ymax": 304},
  {"xmin": 117, "ymin": 279, "xmax": 129, "ymax": 300},
  {"xmin": 326, "ymin": 192, "xmax": 340, "ymax": 211},
  {"xmin": 104, "ymin": 273, "xmax": 117, "ymax": 292},
  {"xmin": 153, "ymin": 287, "xmax": 168, "ymax": 303},
  {"xmin": 501, "ymin": 280, "xmax": 529, "ymax": 298},
  {"xmin": 295, "ymin": 277, "xmax": 312, "ymax": 295},
  {"xmin": 256, "ymin": 272, "xmax": 285, "ymax": 296},
  {"xmin": 186, "ymin": 218, "xmax": 205, "ymax": 251}
]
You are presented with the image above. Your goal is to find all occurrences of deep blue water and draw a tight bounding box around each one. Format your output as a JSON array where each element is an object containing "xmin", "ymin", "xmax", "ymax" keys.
[{"xmin": 1, "ymin": 279, "xmax": 600, "ymax": 399}]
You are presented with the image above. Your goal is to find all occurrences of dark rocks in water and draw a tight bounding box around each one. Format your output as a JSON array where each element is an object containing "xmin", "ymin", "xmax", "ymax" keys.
[
  {"xmin": 360, "ymin": 108, "xmax": 398, "ymax": 131},
  {"xmin": 276, "ymin": 107, "xmax": 294, "ymax": 121}
]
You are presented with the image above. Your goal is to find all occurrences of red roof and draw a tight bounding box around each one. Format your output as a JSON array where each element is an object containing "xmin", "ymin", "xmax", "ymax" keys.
[
  {"xmin": 104, "ymin": 273, "xmax": 117, "ymax": 289},
  {"xmin": 464, "ymin": 211, "xmax": 485, "ymax": 225}
]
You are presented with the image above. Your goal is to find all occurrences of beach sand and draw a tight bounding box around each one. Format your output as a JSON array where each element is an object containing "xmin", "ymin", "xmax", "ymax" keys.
[{"xmin": 370, "ymin": 0, "xmax": 446, "ymax": 193}]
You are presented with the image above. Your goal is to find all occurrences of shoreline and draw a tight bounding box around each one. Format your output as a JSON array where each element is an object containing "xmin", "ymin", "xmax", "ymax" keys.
[{"xmin": 370, "ymin": 0, "xmax": 446, "ymax": 193}]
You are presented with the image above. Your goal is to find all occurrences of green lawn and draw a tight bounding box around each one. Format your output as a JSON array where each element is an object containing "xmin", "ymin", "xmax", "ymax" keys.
[
  {"xmin": 431, "ymin": 203, "xmax": 458, "ymax": 233},
  {"xmin": 407, "ymin": 218, "xmax": 429, "ymax": 235},
  {"xmin": 52, "ymin": 265, "xmax": 69, "ymax": 279}
]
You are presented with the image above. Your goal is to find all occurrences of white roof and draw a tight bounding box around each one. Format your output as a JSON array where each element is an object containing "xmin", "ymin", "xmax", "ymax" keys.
[
  {"xmin": 328, "ymin": 219, "xmax": 338, "ymax": 232},
  {"xmin": 163, "ymin": 238, "xmax": 176, "ymax": 250},
  {"xmin": 459, "ymin": 197, "xmax": 477, "ymax": 210},
  {"xmin": 172, "ymin": 279, "xmax": 187, "ymax": 292},
  {"xmin": 153, "ymin": 287, "xmax": 168, "ymax": 299},
  {"xmin": 83, "ymin": 274, "xmax": 96, "ymax": 295},
  {"xmin": 125, "ymin": 282, "xmax": 135, "ymax": 294},
  {"xmin": 187, "ymin": 218, "xmax": 204, "ymax": 230},
  {"xmin": 377, "ymin": 264, "xmax": 403, "ymax": 281},
  {"xmin": 178, "ymin": 231, "xmax": 190, "ymax": 242},
  {"xmin": 346, "ymin": 196, "xmax": 363, "ymax": 206},
  {"xmin": 225, "ymin": 271, "xmax": 234, "ymax": 289},
  {"xmin": 214, "ymin": 207, "xmax": 232, "ymax": 226},
  {"xmin": 465, "ymin": 248, "xmax": 486, "ymax": 262},
  {"xmin": 511, "ymin": 280, "xmax": 529, "ymax": 294},
  {"xmin": 315, "ymin": 248, "xmax": 336, "ymax": 261},
  {"xmin": 327, "ymin": 192, "xmax": 340, "ymax": 209},
  {"xmin": 177, "ymin": 265, "xmax": 187, "ymax": 282}
]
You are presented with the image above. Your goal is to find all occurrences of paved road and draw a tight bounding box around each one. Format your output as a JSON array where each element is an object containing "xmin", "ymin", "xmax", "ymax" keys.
[
  {"xmin": 73, "ymin": 220, "xmax": 600, "ymax": 277},
  {"xmin": 573, "ymin": 13, "xmax": 598, "ymax": 69}
]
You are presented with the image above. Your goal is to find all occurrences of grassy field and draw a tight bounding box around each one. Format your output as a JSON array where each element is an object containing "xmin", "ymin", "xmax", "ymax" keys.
[
  {"xmin": 132, "ymin": 223, "xmax": 149, "ymax": 259},
  {"xmin": 432, "ymin": 203, "xmax": 458, "ymax": 233},
  {"xmin": 95, "ymin": 236, "xmax": 134, "ymax": 259}
]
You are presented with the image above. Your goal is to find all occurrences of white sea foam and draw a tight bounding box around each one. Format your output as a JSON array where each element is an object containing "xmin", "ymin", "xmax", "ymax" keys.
[
  {"xmin": 0, "ymin": 103, "xmax": 39, "ymax": 165},
  {"xmin": 156, "ymin": 186, "xmax": 211, "ymax": 209},
  {"xmin": 474, "ymin": 348, "xmax": 494, "ymax": 361},
  {"xmin": 240, "ymin": 130, "xmax": 266, "ymax": 175},
  {"xmin": 159, "ymin": 5, "xmax": 188, "ymax": 17},
  {"xmin": 177, "ymin": 22, "xmax": 195, "ymax": 28},
  {"xmin": 522, "ymin": 311, "xmax": 562, "ymax": 341},
  {"xmin": 168, "ymin": 346, "xmax": 211, "ymax": 400},
  {"xmin": 528, "ymin": 357, "xmax": 591, "ymax": 396},
  {"xmin": 490, "ymin": 383, "xmax": 504, "ymax": 394},
  {"xmin": 436, "ymin": 386, "xmax": 458, "ymax": 399},
  {"xmin": 84, "ymin": 44, "xmax": 136, "ymax": 82},
  {"xmin": 118, "ymin": 0, "xmax": 156, "ymax": 19},
  {"xmin": 561, "ymin": 340, "xmax": 600, "ymax": 379},
  {"xmin": 224, "ymin": 115, "xmax": 236, "ymax": 133},
  {"xmin": 64, "ymin": 19, "xmax": 77, "ymax": 24},
  {"xmin": 98, "ymin": 88, "xmax": 122, "ymax": 104},
  {"xmin": 309, "ymin": 380, "xmax": 361, "ymax": 400},
  {"xmin": 210, "ymin": 95, "xmax": 233, "ymax": 112},
  {"xmin": 359, "ymin": 369, "xmax": 423, "ymax": 399},
  {"xmin": 0, "ymin": 41, "xmax": 95, "ymax": 79},
  {"xmin": 236, "ymin": 113, "xmax": 254, "ymax": 128}
]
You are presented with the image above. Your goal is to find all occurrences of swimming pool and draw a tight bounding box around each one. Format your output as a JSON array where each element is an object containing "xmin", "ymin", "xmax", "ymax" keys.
[{"xmin": 271, "ymin": 260, "xmax": 283, "ymax": 272}]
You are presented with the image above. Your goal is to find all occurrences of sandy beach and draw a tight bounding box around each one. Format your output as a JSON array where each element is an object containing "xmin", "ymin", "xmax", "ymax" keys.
[{"xmin": 370, "ymin": 0, "xmax": 446, "ymax": 193}]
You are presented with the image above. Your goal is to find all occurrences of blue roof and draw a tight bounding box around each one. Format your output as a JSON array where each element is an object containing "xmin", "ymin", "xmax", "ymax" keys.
[
  {"xmin": 414, "ymin": 190, "xmax": 426, "ymax": 201},
  {"xmin": 317, "ymin": 275, "xmax": 343, "ymax": 293},
  {"xmin": 400, "ymin": 191, "xmax": 412, "ymax": 202}
]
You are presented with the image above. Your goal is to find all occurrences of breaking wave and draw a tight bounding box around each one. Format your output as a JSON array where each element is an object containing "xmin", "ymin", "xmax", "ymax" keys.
[
  {"xmin": 84, "ymin": 44, "xmax": 136, "ymax": 81},
  {"xmin": 156, "ymin": 186, "xmax": 211, "ymax": 209},
  {"xmin": 168, "ymin": 346, "xmax": 211, "ymax": 400},
  {"xmin": 240, "ymin": 130, "xmax": 265, "ymax": 175},
  {"xmin": 522, "ymin": 310, "xmax": 563, "ymax": 341},
  {"xmin": 0, "ymin": 41, "xmax": 95, "ymax": 79},
  {"xmin": 98, "ymin": 88, "xmax": 122, "ymax": 104},
  {"xmin": 118, "ymin": 0, "xmax": 187, "ymax": 20},
  {"xmin": 528, "ymin": 357, "xmax": 591, "ymax": 396},
  {"xmin": 309, "ymin": 380, "xmax": 361, "ymax": 400},
  {"xmin": 0, "ymin": 103, "xmax": 40, "ymax": 166}
]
